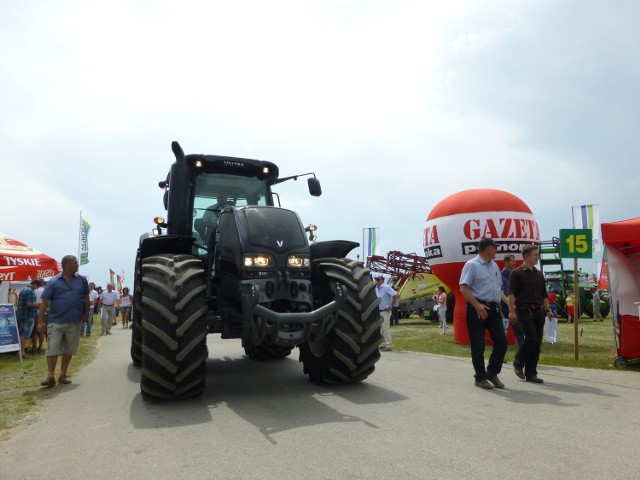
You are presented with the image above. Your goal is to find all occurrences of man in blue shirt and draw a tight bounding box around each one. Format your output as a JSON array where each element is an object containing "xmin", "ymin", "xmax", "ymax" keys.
[
  {"xmin": 459, "ymin": 237, "xmax": 509, "ymax": 389},
  {"xmin": 16, "ymin": 280, "xmax": 40, "ymax": 358},
  {"xmin": 37, "ymin": 255, "xmax": 90, "ymax": 387}
]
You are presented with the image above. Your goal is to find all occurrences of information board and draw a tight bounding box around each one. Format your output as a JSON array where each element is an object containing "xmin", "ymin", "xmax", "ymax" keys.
[
  {"xmin": 560, "ymin": 229, "xmax": 593, "ymax": 259},
  {"xmin": 0, "ymin": 304, "xmax": 21, "ymax": 353}
]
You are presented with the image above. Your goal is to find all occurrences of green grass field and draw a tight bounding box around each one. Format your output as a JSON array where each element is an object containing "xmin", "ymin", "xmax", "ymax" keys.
[{"xmin": 0, "ymin": 315, "xmax": 102, "ymax": 442}]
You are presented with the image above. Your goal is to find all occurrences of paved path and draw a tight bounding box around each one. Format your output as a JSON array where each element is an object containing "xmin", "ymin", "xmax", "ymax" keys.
[{"xmin": 2, "ymin": 328, "xmax": 640, "ymax": 480}]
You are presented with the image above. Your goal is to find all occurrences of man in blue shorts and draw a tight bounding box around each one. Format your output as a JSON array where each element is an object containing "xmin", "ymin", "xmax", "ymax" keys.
[{"xmin": 37, "ymin": 255, "xmax": 90, "ymax": 387}]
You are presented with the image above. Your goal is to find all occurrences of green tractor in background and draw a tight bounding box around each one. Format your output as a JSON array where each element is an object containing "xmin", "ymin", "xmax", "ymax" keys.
[
  {"xmin": 544, "ymin": 271, "xmax": 610, "ymax": 319},
  {"xmin": 540, "ymin": 238, "xmax": 610, "ymax": 319}
]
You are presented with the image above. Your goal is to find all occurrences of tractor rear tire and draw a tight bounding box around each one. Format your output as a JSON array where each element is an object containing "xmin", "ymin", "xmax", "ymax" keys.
[
  {"xmin": 243, "ymin": 343, "xmax": 293, "ymax": 360},
  {"xmin": 299, "ymin": 258, "xmax": 382, "ymax": 384},
  {"xmin": 140, "ymin": 254, "xmax": 208, "ymax": 400}
]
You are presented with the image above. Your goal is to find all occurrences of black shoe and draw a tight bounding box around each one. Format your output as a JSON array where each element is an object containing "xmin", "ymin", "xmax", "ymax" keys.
[
  {"xmin": 526, "ymin": 376, "xmax": 544, "ymax": 384},
  {"xmin": 488, "ymin": 376, "xmax": 505, "ymax": 389},
  {"xmin": 513, "ymin": 363, "xmax": 525, "ymax": 380},
  {"xmin": 474, "ymin": 379, "xmax": 494, "ymax": 389}
]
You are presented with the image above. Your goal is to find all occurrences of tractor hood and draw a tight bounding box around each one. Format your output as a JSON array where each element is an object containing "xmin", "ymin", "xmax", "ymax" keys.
[{"xmin": 240, "ymin": 206, "xmax": 308, "ymax": 253}]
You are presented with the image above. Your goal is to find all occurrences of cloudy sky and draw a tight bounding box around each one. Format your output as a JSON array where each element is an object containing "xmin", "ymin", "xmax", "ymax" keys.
[{"xmin": 2, "ymin": 0, "xmax": 638, "ymax": 286}]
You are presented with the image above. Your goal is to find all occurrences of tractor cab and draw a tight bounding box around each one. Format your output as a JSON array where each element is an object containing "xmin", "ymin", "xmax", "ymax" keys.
[{"xmin": 191, "ymin": 172, "xmax": 271, "ymax": 256}]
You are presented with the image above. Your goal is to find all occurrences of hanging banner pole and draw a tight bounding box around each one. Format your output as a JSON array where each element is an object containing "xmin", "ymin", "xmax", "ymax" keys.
[{"xmin": 574, "ymin": 258, "xmax": 579, "ymax": 361}]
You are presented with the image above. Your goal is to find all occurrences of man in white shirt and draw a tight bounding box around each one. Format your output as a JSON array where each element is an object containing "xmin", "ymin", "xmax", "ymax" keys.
[
  {"xmin": 99, "ymin": 283, "xmax": 120, "ymax": 335},
  {"xmin": 374, "ymin": 275, "xmax": 398, "ymax": 352},
  {"xmin": 33, "ymin": 279, "xmax": 45, "ymax": 302}
]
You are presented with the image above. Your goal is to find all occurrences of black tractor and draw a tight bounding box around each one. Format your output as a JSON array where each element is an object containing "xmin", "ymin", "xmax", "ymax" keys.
[{"xmin": 131, "ymin": 142, "xmax": 382, "ymax": 400}]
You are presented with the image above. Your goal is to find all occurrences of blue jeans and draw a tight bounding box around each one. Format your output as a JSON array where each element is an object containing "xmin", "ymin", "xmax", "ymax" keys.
[
  {"xmin": 80, "ymin": 314, "xmax": 93, "ymax": 336},
  {"xmin": 466, "ymin": 303, "xmax": 507, "ymax": 380},
  {"xmin": 438, "ymin": 307, "xmax": 447, "ymax": 333}
]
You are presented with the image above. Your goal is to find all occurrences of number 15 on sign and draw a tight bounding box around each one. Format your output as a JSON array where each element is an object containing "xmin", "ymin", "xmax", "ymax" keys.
[{"xmin": 560, "ymin": 229, "xmax": 593, "ymax": 259}]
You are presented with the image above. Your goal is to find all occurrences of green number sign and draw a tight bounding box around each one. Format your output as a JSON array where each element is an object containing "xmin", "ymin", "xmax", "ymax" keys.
[{"xmin": 560, "ymin": 229, "xmax": 593, "ymax": 259}]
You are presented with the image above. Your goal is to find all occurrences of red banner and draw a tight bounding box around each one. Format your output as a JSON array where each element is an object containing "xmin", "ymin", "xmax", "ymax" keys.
[{"xmin": 598, "ymin": 261, "xmax": 609, "ymax": 291}]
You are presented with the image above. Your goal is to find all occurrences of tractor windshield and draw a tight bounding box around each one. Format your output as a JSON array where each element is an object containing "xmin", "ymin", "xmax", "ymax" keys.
[
  {"xmin": 192, "ymin": 173, "xmax": 269, "ymax": 249},
  {"xmin": 242, "ymin": 207, "xmax": 308, "ymax": 252}
]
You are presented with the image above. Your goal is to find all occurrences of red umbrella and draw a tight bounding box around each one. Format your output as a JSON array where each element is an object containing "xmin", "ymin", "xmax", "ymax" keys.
[{"xmin": 0, "ymin": 232, "xmax": 62, "ymax": 282}]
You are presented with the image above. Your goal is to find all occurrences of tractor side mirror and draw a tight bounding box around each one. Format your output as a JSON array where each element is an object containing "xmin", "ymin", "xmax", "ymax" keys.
[{"xmin": 308, "ymin": 177, "xmax": 322, "ymax": 197}]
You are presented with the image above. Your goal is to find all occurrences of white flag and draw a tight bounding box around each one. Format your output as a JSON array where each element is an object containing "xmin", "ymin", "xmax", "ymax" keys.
[
  {"xmin": 79, "ymin": 213, "xmax": 91, "ymax": 265},
  {"xmin": 572, "ymin": 204, "xmax": 601, "ymax": 252}
]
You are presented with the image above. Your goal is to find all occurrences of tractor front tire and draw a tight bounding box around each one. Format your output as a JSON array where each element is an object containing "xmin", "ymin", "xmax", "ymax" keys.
[
  {"xmin": 300, "ymin": 258, "xmax": 382, "ymax": 384},
  {"xmin": 140, "ymin": 254, "xmax": 208, "ymax": 400}
]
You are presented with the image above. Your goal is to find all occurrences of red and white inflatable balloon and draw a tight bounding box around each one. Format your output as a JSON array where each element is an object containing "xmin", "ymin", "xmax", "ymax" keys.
[{"xmin": 424, "ymin": 189, "xmax": 540, "ymax": 344}]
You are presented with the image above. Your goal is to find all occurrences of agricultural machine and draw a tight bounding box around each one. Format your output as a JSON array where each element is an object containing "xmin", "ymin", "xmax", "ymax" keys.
[{"xmin": 131, "ymin": 142, "xmax": 382, "ymax": 400}]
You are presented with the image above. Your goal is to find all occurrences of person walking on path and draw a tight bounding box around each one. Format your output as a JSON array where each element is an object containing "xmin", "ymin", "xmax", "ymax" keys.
[
  {"xmin": 119, "ymin": 287, "xmax": 132, "ymax": 329},
  {"xmin": 99, "ymin": 283, "xmax": 120, "ymax": 335},
  {"xmin": 374, "ymin": 275, "xmax": 397, "ymax": 352},
  {"xmin": 37, "ymin": 255, "xmax": 90, "ymax": 387},
  {"xmin": 508, "ymin": 244, "xmax": 554, "ymax": 384},
  {"xmin": 459, "ymin": 237, "xmax": 509, "ymax": 390}
]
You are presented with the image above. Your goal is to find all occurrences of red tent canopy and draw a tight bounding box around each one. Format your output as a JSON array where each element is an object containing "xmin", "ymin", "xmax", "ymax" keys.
[
  {"xmin": 0, "ymin": 233, "xmax": 62, "ymax": 282},
  {"xmin": 602, "ymin": 218, "xmax": 640, "ymax": 318},
  {"xmin": 601, "ymin": 217, "xmax": 640, "ymax": 251}
]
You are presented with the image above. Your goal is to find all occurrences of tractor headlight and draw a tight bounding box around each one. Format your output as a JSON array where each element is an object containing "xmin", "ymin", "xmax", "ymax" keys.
[
  {"xmin": 287, "ymin": 255, "xmax": 310, "ymax": 268},
  {"xmin": 243, "ymin": 254, "xmax": 274, "ymax": 268}
]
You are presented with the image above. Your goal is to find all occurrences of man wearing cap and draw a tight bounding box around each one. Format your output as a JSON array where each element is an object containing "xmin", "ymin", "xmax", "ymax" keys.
[
  {"xmin": 459, "ymin": 237, "xmax": 509, "ymax": 389},
  {"xmin": 508, "ymin": 244, "xmax": 553, "ymax": 384},
  {"xmin": 374, "ymin": 275, "xmax": 397, "ymax": 352}
]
